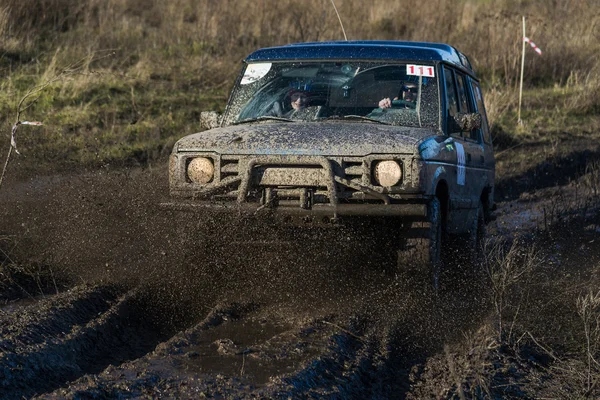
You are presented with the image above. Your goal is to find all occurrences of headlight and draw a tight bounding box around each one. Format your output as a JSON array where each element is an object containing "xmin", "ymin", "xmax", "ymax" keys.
[
  {"xmin": 187, "ymin": 157, "xmax": 214, "ymax": 184},
  {"xmin": 373, "ymin": 160, "xmax": 402, "ymax": 187}
]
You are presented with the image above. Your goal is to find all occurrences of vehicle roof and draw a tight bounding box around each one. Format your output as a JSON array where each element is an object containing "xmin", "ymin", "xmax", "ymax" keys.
[{"xmin": 245, "ymin": 40, "xmax": 476, "ymax": 76}]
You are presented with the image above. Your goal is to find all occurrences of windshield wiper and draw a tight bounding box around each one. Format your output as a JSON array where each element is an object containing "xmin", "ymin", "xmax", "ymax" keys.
[
  {"xmin": 233, "ymin": 116, "xmax": 294, "ymax": 125},
  {"xmin": 319, "ymin": 115, "xmax": 390, "ymax": 125}
]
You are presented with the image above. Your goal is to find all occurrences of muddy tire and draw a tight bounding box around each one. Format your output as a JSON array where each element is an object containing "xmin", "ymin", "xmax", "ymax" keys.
[{"xmin": 399, "ymin": 197, "xmax": 442, "ymax": 289}]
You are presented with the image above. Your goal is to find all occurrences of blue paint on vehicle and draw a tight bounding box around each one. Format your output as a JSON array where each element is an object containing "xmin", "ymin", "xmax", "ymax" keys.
[{"xmin": 245, "ymin": 41, "xmax": 475, "ymax": 76}]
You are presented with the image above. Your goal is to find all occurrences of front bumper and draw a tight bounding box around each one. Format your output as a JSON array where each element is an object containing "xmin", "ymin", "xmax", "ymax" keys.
[
  {"xmin": 168, "ymin": 154, "xmax": 427, "ymax": 218},
  {"xmin": 160, "ymin": 199, "xmax": 427, "ymax": 218}
]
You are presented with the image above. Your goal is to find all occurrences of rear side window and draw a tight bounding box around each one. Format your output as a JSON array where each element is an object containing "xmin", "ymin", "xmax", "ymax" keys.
[
  {"xmin": 469, "ymin": 79, "xmax": 491, "ymax": 144},
  {"xmin": 455, "ymin": 73, "xmax": 470, "ymax": 113},
  {"xmin": 443, "ymin": 68, "xmax": 460, "ymax": 136},
  {"xmin": 456, "ymin": 73, "xmax": 480, "ymax": 141}
]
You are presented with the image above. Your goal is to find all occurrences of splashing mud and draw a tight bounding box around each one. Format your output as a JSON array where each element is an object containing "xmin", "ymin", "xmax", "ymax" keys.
[
  {"xmin": 0, "ymin": 165, "xmax": 490, "ymax": 398},
  {"xmin": 1, "ymin": 157, "xmax": 599, "ymax": 398}
]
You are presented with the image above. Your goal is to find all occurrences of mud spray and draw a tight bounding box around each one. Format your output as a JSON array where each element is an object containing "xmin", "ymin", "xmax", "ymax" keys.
[{"xmin": 0, "ymin": 166, "xmax": 489, "ymax": 398}]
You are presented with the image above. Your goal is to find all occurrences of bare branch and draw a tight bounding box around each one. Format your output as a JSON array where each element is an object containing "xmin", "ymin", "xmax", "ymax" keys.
[{"xmin": 1, "ymin": 50, "xmax": 114, "ymax": 192}]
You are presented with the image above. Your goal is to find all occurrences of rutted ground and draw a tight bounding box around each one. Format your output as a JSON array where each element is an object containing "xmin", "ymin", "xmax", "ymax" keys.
[
  {"xmin": 0, "ymin": 286, "xmax": 170, "ymax": 399},
  {"xmin": 1, "ymin": 140, "xmax": 600, "ymax": 399}
]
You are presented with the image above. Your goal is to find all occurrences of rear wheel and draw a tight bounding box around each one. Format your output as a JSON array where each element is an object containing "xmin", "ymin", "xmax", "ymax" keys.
[{"xmin": 399, "ymin": 197, "xmax": 443, "ymax": 289}]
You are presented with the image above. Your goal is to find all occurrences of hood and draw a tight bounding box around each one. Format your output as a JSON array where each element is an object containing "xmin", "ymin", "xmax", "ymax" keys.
[{"xmin": 175, "ymin": 122, "xmax": 437, "ymax": 157}]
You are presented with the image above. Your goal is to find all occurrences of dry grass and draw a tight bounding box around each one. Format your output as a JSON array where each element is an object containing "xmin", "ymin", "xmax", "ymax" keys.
[
  {"xmin": 483, "ymin": 239, "xmax": 541, "ymax": 342},
  {"xmin": 1, "ymin": 0, "xmax": 599, "ymax": 85},
  {"xmin": 561, "ymin": 69, "xmax": 600, "ymax": 115},
  {"xmin": 429, "ymin": 231, "xmax": 600, "ymax": 398},
  {"xmin": 576, "ymin": 289, "xmax": 600, "ymax": 395},
  {"xmin": 0, "ymin": 0, "xmax": 599, "ymax": 166}
]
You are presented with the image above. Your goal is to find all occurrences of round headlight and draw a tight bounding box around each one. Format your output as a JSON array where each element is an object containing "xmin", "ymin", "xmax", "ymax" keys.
[
  {"xmin": 373, "ymin": 160, "xmax": 402, "ymax": 187},
  {"xmin": 187, "ymin": 157, "xmax": 214, "ymax": 184}
]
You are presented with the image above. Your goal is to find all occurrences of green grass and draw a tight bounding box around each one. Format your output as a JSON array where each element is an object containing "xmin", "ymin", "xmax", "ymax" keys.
[
  {"xmin": 492, "ymin": 85, "xmax": 600, "ymax": 146},
  {"xmin": 0, "ymin": 68, "xmax": 229, "ymax": 172}
]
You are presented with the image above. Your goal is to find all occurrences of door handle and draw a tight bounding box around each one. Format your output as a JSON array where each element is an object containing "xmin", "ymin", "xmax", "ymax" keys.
[{"xmin": 467, "ymin": 153, "xmax": 472, "ymax": 163}]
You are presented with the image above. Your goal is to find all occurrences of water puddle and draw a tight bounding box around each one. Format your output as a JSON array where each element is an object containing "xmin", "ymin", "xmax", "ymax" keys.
[{"xmin": 176, "ymin": 318, "xmax": 309, "ymax": 385}]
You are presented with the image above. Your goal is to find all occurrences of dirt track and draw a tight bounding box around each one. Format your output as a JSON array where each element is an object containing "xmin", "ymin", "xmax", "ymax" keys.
[{"xmin": 1, "ymin": 143, "xmax": 600, "ymax": 399}]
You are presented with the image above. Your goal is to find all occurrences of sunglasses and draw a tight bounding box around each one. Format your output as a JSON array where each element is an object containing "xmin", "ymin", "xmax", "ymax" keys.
[{"xmin": 402, "ymin": 85, "xmax": 418, "ymax": 93}]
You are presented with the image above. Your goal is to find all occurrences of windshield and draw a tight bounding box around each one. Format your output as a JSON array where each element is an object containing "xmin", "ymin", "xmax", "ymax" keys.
[{"xmin": 224, "ymin": 61, "xmax": 440, "ymax": 129}]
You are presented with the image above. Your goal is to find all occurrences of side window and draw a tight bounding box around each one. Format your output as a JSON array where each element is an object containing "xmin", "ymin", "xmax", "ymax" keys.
[
  {"xmin": 455, "ymin": 73, "xmax": 470, "ymax": 113},
  {"xmin": 469, "ymin": 79, "xmax": 491, "ymax": 144},
  {"xmin": 456, "ymin": 73, "xmax": 480, "ymax": 141},
  {"xmin": 443, "ymin": 67, "xmax": 460, "ymax": 136}
]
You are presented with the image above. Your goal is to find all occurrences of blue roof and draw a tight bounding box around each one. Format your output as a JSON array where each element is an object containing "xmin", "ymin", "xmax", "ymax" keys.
[{"xmin": 245, "ymin": 41, "xmax": 475, "ymax": 76}]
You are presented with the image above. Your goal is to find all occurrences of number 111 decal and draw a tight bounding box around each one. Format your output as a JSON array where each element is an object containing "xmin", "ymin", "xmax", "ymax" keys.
[{"xmin": 407, "ymin": 64, "xmax": 435, "ymax": 77}]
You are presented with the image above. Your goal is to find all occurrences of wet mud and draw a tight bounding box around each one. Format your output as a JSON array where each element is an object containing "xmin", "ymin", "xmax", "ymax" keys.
[
  {"xmin": 0, "ymin": 285, "xmax": 169, "ymax": 399},
  {"xmin": 1, "ymin": 145, "xmax": 599, "ymax": 398}
]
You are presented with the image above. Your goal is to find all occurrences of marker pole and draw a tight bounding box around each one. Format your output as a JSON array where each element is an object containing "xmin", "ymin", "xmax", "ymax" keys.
[{"xmin": 518, "ymin": 16, "xmax": 526, "ymax": 125}]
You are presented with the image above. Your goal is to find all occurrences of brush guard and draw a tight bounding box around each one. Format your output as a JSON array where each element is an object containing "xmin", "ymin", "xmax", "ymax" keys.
[{"xmin": 165, "ymin": 155, "xmax": 427, "ymax": 219}]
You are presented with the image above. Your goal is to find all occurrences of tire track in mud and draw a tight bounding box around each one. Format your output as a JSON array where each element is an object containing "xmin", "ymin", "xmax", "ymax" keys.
[
  {"xmin": 0, "ymin": 285, "xmax": 171, "ymax": 399},
  {"xmin": 39, "ymin": 301, "xmax": 429, "ymax": 399},
  {"xmin": 270, "ymin": 320, "xmax": 383, "ymax": 399},
  {"xmin": 0, "ymin": 286, "xmax": 119, "ymax": 350}
]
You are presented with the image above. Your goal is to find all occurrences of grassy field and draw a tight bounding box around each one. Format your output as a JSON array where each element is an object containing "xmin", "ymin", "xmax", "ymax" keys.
[{"xmin": 0, "ymin": 0, "xmax": 599, "ymax": 172}]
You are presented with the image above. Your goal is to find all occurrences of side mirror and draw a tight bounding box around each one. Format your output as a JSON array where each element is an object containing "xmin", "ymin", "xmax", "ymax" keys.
[
  {"xmin": 200, "ymin": 111, "xmax": 222, "ymax": 130},
  {"xmin": 455, "ymin": 112, "xmax": 482, "ymax": 131}
]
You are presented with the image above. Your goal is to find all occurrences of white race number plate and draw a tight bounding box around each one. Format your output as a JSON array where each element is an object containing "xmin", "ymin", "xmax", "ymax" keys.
[{"xmin": 407, "ymin": 64, "xmax": 435, "ymax": 77}]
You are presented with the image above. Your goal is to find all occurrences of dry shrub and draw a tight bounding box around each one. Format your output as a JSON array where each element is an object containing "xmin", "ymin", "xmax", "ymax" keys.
[
  {"xmin": 539, "ymin": 158, "xmax": 600, "ymax": 232},
  {"xmin": 483, "ymin": 86, "xmax": 516, "ymax": 132},
  {"xmin": 576, "ymin": 289, "xmax": 600, "ymax": 395},
  {"xmin": 0, "ymin": 235, "xmax": 61, "ymax": 299},
  {"xmin": 561, "ymin": 69, "xmax": 600, "ymax": 115},
  {"xmin": 583, "ymin": 159, "xmax": 600, "ymax": 198},
  {"xmin": 534, "ymin": 288, "xmax": 600, "ymax": 398},
  {"xmin": 0, "ymin": 0, "xmax": 90, "ymax": 37},
  {"xmin": 483, "ymin": 239, "xmax": 542, "ymax": 342}
]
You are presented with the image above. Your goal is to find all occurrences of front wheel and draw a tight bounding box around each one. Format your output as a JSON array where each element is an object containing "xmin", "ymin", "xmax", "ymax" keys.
[{"xmin": 399, "ymin": 197, "xmax": 443, "ymax": 289}]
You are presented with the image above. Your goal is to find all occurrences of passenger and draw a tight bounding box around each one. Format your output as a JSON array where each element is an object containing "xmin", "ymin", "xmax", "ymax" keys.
[
  {"xmin": 267, "ymin": 90, "xmax": 309, "ymax": 118},
  {"xmin": 378, "ymin": 82, "xmax": 418, "ymax": 109}
]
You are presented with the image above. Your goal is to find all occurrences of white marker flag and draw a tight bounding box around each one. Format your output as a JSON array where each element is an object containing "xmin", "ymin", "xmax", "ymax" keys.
[
  {"xmin": 523, "ymin": 37, "xmax": 542, "ymax": 55},
  {"xmin": 11, "ymin": 121, "xmax": 43, "ymax": 154}
]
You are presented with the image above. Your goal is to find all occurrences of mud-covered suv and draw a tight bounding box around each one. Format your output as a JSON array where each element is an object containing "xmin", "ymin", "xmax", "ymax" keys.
[{"xmin": 167, "ymin": 41, "xmax": 495, "ymax": 285}]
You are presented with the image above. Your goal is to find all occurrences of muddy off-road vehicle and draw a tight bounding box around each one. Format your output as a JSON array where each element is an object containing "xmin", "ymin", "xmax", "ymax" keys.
[{"xmin": 167, "ymin": 41, "xmax": 495, "ymax": 285}]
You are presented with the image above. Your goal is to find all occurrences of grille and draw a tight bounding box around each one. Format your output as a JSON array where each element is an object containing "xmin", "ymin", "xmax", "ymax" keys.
[
  {"xmin": 219, "ymin": 156, "xmax": 240, "ymax": 180},
  {"xmin": 342, "ymin": 159, "xmax": 364, "ymax": 185}
]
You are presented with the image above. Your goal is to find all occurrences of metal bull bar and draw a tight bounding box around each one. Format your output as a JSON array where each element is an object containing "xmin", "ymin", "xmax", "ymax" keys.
[
  {"xmin": 164, "ymin": 155, "xmax": 427, "ymax": 219},
  {"xmin": 237, "ymin": 156, "xmax": 338, "ymax": 217},
  {"xmin": 235, "ymin": 156, "xmax": 425, "ymax": 219}
]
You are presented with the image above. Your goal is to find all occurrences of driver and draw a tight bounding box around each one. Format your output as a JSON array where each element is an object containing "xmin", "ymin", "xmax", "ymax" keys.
[
  {"xmin": 378, "ymin": 82, "xmax": 418, "ymax": 109},
  {"xmin": 267, "ymin": 89, "xmax": 309, "ymax": 118},
  {"xmin": 289, "ymin": 90, "xmax": 308, "ymax": 113}
]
